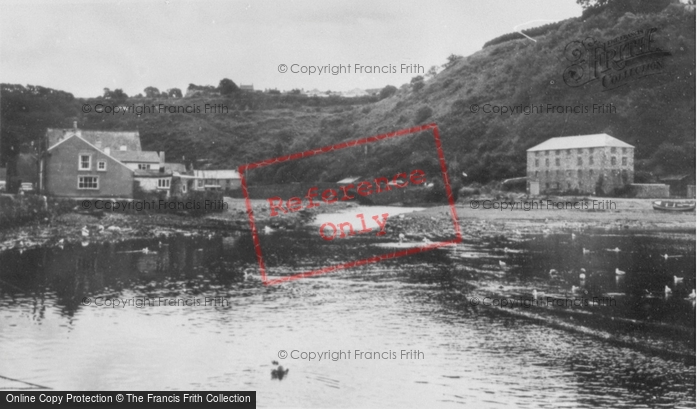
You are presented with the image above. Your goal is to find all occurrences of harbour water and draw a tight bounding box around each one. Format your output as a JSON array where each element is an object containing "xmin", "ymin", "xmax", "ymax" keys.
[{"xmin": 0, "ymin": 209, "xmax": 695, "ymax": 408}]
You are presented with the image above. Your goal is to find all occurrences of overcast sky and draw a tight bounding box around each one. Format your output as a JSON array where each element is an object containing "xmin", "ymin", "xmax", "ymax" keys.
[{"xmin": 1, "ymin": 0, "xmax": 581, "ymax": 98}]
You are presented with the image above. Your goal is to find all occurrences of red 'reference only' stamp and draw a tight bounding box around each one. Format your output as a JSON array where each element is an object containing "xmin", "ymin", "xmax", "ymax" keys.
[{"xmin": 239, "ymin": 123, "xmax": 462, "ymax": 285}]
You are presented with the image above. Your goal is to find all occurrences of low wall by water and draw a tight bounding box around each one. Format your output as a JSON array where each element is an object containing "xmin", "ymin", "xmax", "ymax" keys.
[{"xmin": 630, "ymin": 184, "xmax": 670, "ymax": 198}]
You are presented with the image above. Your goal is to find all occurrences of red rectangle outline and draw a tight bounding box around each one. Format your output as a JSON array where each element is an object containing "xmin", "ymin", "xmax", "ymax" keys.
[{"xmin": 238, "ymin": 123, "xmax": 463, "ymax": 285}]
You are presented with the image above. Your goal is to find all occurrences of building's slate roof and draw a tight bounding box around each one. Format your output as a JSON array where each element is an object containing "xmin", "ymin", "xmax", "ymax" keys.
[
  {"xmin": 527, "ymin": 134, "xmax": 634, "ymax": 152},
  {"xmin": 111, "ymin": 151, "xmax": 160, "ymax": 163},
  {"xmin": 193, "ymin": 170, "xmax": 240, "ymax": 179},
  {"xmin": 47, "ymin": 128, "xmax": 141, "ymax": 151}
]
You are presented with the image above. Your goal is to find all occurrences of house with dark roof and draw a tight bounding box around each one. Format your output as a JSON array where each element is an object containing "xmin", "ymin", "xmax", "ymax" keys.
[
  {"xmin": 192, "ymin": 169, "xmax": 241, "ymax": 191},
  {"xmin": 40, "ymin": 122, "xmax": 171, "ymax": 198},
  {"xmin": 527, "ymin": 133, "xmax": 634, "ymax": 194}
]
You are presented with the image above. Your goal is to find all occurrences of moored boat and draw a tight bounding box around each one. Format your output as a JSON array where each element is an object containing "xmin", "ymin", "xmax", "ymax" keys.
[{"xmin": 652, "ymin": 200, "xmax": 695, "ymax": 212}]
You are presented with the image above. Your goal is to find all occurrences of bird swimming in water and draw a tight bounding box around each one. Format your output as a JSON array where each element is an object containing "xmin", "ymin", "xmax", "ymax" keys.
[
  {"xmin": 532, "ymin": 289, "xmax": 538, "ymax": 299},
  {"xmin": 499, "ymin": 260, "xmax": 507, "ymax": 268},
  {"xmin": 271, "ymin": 365, "xmax": 289, "ymax": 380},
  {"xmin": 579, "ymin": 268, "xmax": 586, "ymax": 280},
  {"xmin": 571, "ymin": 285, "xmax": 580, "ymax": 294},
  {"xmin": 81, "ymin": 226, "xmax": 89, "ymax": 237},
  {"xmin": 607, "ymin": 247, "xmax": 622, "ymax": 253},
  {"xmin": 571, "ymin": 233, "xmax": 576, "ymax": 240},
  {"xmin": 664, "ymin": 285, "xmax": 672, "ymax": 297},
  {"xmin": 422, "ymin": 237, "xmax": 433, "ymax": 244},
  {"xmin": 263, "ymin": 226, "xmax": 275, "ymax": 235},
  {"xmin": 687, "ymin": 289, "xmax": 696, "ymax": 300},
  {"xmin": 398, "ymin": 233, "xmax": 405, "ymax": 244},
  {"xmin": 548, "ymin": 269, "xmax": 560, "ymax": 280},
  {"xmin": 582, "ymin": 248, "xmax": 591, "ymax": 255},
  {"xmin": 674, "ymin": 276, "xmax": 684, "ymax": 284},
  {"xmin": 615, "ymin": 268, "xmax": 626, "ymax": 276}
]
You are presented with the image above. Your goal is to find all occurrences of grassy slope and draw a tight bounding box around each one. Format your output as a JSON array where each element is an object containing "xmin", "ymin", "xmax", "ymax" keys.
[{"xmin": 1, "ymin": 4, "xmax": 695, "ymax": 186}]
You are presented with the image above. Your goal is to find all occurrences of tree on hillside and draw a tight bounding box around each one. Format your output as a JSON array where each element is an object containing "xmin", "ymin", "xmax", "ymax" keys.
[
  {"xmin": 425, "ymin": 65, "xmax": 439, "ymax": 79},
  {"xmin": 410, "ymin": 76, "xmax": 425, "ymax": 92},
  {"xmin": 379, "ymin": 85, "xmax": 397, "ymax": 100},
  {"xmin": 103, "ymin": 88, "xmax": 128, "ymax": 103},
  {"xmin": 144, "ymin": 87, "xmax": 160, "ymax": 98},
  {"xmin": 576, "ymin": 0, "xmax": 670, "ymax": 13},
  {"xmin": 218, "ymin": 78, "xmax": 239, "ymax": 95},
  {"xmin": 167, "ymin": 88, "xmax": 183, "ymax": 98},
  {"xmin": 442, "ymin": 54, "xmax": 462, "ymax": 69}
]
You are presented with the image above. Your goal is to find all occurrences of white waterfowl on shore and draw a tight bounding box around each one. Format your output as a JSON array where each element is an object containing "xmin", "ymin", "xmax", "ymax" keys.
[
  {"xmin": 499, "ymin": 260, "xmax": 507, "ymax": 269},
  {"xmin": 263, "ymin": 226, "xmax": 275, "ymax": 235},
  {"xmin": 81, "ymin": 226, "xmax": 89, "ymax": 237},
  {"xmin": 398, "ymin": 233, "xmax": 405, "ymax": 244}
]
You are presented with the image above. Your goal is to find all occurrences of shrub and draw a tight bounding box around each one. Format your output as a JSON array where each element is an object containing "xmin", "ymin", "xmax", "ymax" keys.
[{"xmin": 414, "ymin": 106, "xmax": 433, "ymax": 124}]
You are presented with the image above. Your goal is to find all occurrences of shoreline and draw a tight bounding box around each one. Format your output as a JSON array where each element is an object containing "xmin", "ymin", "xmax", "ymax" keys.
[{"xmin": 0, "ymin": 196, "xmax": 694, "ymax": 253}]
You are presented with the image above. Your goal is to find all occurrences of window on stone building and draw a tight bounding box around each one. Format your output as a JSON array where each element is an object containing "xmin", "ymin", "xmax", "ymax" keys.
[
  {"xmin": 611, "ymin": 147, "xmax": 617, "ymax": 153},
  {"xmin": 78, "ymin": 176, "xmax": 98, "ymax": 189},
  {"xmin": 546, "ymin": 158, "xmax": 549, "ymax": 167},
  {"xmin": 535, "ymin": 159, "xmax": 539, "ymax": 167},
  {"xmin": 611, "ymin": 157, "xmax": 617, "ymax": 166},
  {"xmin": 555, "ymin": 158, "xmax": 560, "ymax": 166},
  {"xmin": 79, "ymin": 154, "xmax": 91, "ymax": 170},
  {"xmin": 622, "ymin": 157, "xmax": 627, "ymax": 166},
  {"xmin": 577, "ymin": 157, "xmax": 582, "ymax": 166},
  {"xmin": 589, "ymin": 156, "xmax": 594, "ymax": 165}
]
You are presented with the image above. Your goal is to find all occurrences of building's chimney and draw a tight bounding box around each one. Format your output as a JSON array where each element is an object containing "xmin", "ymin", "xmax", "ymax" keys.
[
  {"xmin": 159, "ymin": 151, "xmax": 165, "ymax": 173},
  {"xmin": 73, "ymin": 120, "xmax": 77, "ymax": 129},
  {"xmin": 104, "ymin": 147, "xmax": 111, "ymax": 156}
]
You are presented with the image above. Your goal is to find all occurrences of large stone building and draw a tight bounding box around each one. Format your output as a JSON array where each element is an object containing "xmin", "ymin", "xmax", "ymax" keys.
[{"xmin": 526, "ymin": 133, "xmax": 634, "ymax": 194}]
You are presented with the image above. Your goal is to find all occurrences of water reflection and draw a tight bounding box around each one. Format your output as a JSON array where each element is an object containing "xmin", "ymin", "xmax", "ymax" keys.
[{"xmin": 0, "ymin": 229, "xmax": 695, "ymax": 407}]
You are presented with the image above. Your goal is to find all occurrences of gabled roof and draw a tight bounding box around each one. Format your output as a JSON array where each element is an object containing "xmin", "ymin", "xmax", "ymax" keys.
[
  {"xmin": 47, "ymin": 133, "xmax": 133, "ymax": 172},
  {"xmin": 527, "ymin": 133, "xmax": 634, "ymax": 152},
  {"xmin": 193, "ymin": 169, "xmax": 240, "ymax": 179},
  {"xmin": 111, "ymin": 150, "xmax": 160, "ymax": 163},
  {"xmin": 47, "ymin": 128, "xmax": 141, "ymax": 151}
]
